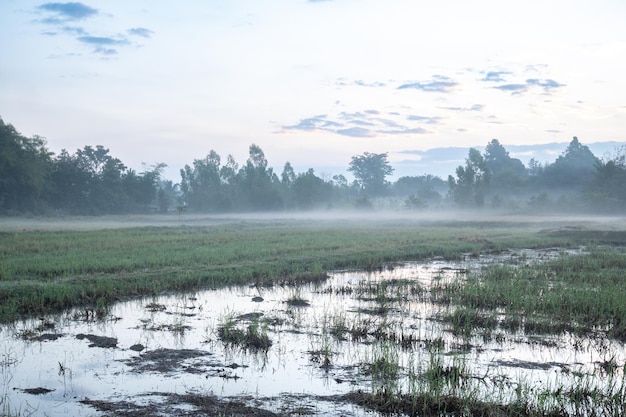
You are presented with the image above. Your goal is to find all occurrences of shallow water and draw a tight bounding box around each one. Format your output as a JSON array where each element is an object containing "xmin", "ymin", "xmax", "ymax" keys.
[{"xmin": 2, "ymin": 247, "xmax": 623, "ymax": 416}]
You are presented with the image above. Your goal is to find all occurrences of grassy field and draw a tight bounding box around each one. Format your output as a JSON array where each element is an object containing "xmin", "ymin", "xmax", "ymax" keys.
[
  {"xmin": 0, "ymin": 213, "xmax": 625, "ymax": 323},
  {"xmin": 3, "ymin": 213, "xmax": 626, "ymax": 416}
]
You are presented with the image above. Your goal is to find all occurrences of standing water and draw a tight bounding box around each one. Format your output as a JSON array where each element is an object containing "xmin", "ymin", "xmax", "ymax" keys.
[{"xmin": 1, "ymin": 247, "xmax": 624, "ymax": 416}]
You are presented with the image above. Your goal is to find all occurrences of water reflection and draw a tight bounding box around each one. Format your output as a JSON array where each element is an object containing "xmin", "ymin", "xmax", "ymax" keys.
[{"xmin": 1, "ymin": 247, "xmax": 623, "ymax": 416}]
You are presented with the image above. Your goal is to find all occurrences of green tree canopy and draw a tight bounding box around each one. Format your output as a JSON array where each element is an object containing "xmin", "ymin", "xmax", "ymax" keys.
[
  {"xmin": 0, "ymin": 117, "xmax": 52, "ymax": 213},
  {"xmin": 348, "ymin": 152, "xmax": 394, "ymax": 196},
  {"xmin": 448, "ymin": 148, "xmax": 490, "ymax": 207},
  {"xmin": 543, "ymin": 137, "xmax": 599, "ymax": 188}
]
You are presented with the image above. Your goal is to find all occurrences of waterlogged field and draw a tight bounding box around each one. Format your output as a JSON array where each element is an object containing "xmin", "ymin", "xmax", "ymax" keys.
[{"xmin": 1, "ymin": 214, "xmax": 626, "ymax": 416}]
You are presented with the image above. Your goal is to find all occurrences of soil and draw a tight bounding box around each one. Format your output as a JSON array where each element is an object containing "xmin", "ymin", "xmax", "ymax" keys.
[
  {"xmin": 76, "ymin": 333, "xmax": 118, "ymax": 348},
  {"xmin": 82, "ymin": 392, "xmax": 285, "ymax": 417},
  {"xmin": 17, "ymin": 387, "xmax": 55, "ymax": 395}
]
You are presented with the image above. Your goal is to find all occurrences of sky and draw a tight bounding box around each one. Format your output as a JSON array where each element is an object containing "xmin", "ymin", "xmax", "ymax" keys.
[{"xmin": 1, "ymin": 0, "xmax": 626, "ymax": 181}]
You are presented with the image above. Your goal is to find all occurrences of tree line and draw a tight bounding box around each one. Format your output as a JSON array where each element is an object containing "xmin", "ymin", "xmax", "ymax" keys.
[{"xmin": 1, "ymin": 115, "xmax": 625, "ymax": 215}]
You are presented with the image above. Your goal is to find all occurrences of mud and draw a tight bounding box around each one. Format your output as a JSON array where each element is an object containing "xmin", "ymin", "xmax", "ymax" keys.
[{"xmin": 76, "ymin": 333, "xmax": 118, "ymax": 348}]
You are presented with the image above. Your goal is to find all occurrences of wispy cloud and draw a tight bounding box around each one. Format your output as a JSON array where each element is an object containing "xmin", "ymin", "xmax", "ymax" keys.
[
  {"xmin": 493, "ymin": 83, "xmax": 528, "ymax": 93},
  {"xmin": 337, "ymin": 127, "xmax": 374, "ymax": 137},
  {"xmin": 92, "ymin": 47, "xmax": 117, "ymax": 55},
  {"xmin": 128, "ymin": 27, "xmax": 154, "ymax": 38},
  {"xmin": 336, "ymin": 78, "xmax": 386, "ymax": 88},
  {"xmin": 37, "ymin": 2, "xmax": 98, "ymax": 22},
  {"xmin": 397, "ymin": 75, "xmax": 458, "ymax": 93},
  {"xmin": 481, "ymin": 70, "xmax": 511, "ymax": 82},
  {"xmin": 493, "ymin": 78, "xmax": 565, "ymax": 95},
  {"xmin": 439, "ymin": 104, "xmax": 484, "ymax": 112},
  {"xmin": 282, "ymin": 115, "xmax": 342, "ymax": 132},
  {"xmin": 78, "ymin": 36, "xmax": 128, "ymax": 46},
  {"xmin": 35, "ymin": 2, "xmax": 153, "ymax": 56},
  {"xmin": 527, "ymin": 78, "xmax": 565, "ymax": 91},
  {"xmin": 354, "ymin": 80, "xmax": 386, "ymax": 87},
  {"xmin": 281, "ymin": 109, "xmax": 434, "ymax": 137},
  {"xmin": 407, "ymin": 115, "xmax": 443, "ymax": 125}
]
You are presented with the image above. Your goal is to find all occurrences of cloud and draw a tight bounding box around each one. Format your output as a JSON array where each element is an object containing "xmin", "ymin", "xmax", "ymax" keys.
[
  {"xmin": 493, "ymin": 83, "xmax": 529, "ymax": 93},
  {"xmin": 354, "ymin": 80, "xmax": 386, "ymax": 87},
  {"xmin": 38, "ymin": 2, "xmax": 98, "ymax": 22},
  {"xmin": 439, "ymin": 104, "xmax": 484, "ymax": 112},
  {"xmin": 336, "ymin": 127, "xmax": 375, "ymax": 137},
  {"xmin": 493, "ymin": 78, "xmax": 565, "ymax": 95},
  {"xmin": 336, "ymin": 78, "xmax": 386, "ymax": 88},
  {"xmin": 281, "ymin": 109, "xmax": 434, "ymax": 137},
  {"xmin": 397, "ymin": 75, "xmax": 458, "ymax": 93},
  {"xmin": 481, "ymin": 71, "xmax": 511, "ymax": 82},
  {"xmin": 282, "ymin": 115, "xmax": 342, "ymax": 132},
  {"xmin": 77, "ymin": 35, "xmax": 128, "ymax": 46},
  {"xmin": 128, "ymin": 27, "xmax": 154, "ymax": 38},
  {"xmin": 379, "ymin": 127, "xmax": 431, "ymax": 135},
  {"xmin": 35, "ymin": 3, "xmax": 152, "ymax": 56},
  {"xmin": 93, "ymin": 47, "xmax": 117, "ymax": 55},
  {"xmin": 526, "ymin": 78, "xmax": 565, "ymax": 91},
  {"xmin": 407, "ymin": 115, "xmax": 443, "ymax": 125},
  {"xmin": 62, "ymin": 25, "xmax": 88, "ymax": 35}
]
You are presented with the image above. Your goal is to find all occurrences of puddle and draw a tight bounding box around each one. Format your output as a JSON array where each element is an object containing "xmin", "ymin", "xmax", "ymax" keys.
[{"xmin": 1, "ymin": 247, "xmax": 624, "ymax": 416}]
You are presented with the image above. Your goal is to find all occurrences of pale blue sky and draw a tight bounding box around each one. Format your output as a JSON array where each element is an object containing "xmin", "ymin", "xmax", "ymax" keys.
[{"xmin": 1, "ymin": 0, "xmax": 625, "ymax": 180}]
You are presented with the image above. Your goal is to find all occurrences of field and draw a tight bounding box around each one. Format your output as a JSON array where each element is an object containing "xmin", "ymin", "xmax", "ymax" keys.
[{"xmin": 1, "ymin": 213, "xmax": 626, "ymax": 416}]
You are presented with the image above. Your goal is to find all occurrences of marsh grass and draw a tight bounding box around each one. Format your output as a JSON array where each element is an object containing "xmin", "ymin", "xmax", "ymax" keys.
[
  {"xmin": 434, "ymin": 247, "xmax": 626, "ymax": 340},
  {"xmin": 348, "ymin": 348, "xmax": 626, "ymax": 417},
  {"xmin": 217, "ymin": 314, "xmax": 272, "ymax": 352},
  {"xmin": 0, "ymin": 219, "xmax": 576, "ymax": 322}
]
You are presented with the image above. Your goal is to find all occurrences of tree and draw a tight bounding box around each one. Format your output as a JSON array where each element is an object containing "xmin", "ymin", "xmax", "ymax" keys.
[
  {"xmin": 291, "ymin": 168, "xmax": 333, "ymax": 209},
  {"xmin": 348, "ymin": 152, "xmax": 394, "ymax": 196},
  {"xmin": 0, "ymin": 117, "xmax": 52, "ymax": 213},
  {"xmin": 484, "ymin": 139, "xmax": 527, "ymax": 195},
  {"xmin": 47, "ymin": 145, "xmax": 133, "ymax": 214},
  {"xmin": 179, "ymin": 150, "xmax": 225, "ymax": 211},
  {"xmin": 585, "ymin": 146, "xmax": 626, "ymax": 211},
  {"xmin": 542, "ymin": 137, "xmax": 599, "ymax": 189},
  {"xmin": 238, "ymin": 144, "xmax": 283, "ymax": 211},
  {"xmin": 448, "ymin": 148, "xmax": 489, "ymax": 207}
]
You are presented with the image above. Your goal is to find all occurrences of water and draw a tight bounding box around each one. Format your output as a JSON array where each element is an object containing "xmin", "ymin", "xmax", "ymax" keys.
[{"xmin": 2, "ymin": 247, "xmax": 623, "ymax": 416}]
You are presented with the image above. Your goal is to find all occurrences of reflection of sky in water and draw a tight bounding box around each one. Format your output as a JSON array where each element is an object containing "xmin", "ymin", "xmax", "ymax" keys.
[{"xmin": 1, "ymin": 248, "xmax": 623, "ymax": 416}]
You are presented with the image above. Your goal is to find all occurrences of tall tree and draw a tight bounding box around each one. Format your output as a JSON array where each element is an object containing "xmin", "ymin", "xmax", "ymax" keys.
[
  {"xmin": 239, "ymin": 144, "xmax": 283, "ymax": 211},
  {"xmin": 292, "ymin": 168, "xmax": 333, "ymax": 209},
  {"xmin": 484, "ymin": 139, "xmax": 527, "ymax": 195},
  {"xmin": 448, "ymin": 148, "xmax": 490, "ymax": 207},
  {"xmin": 348, "ymin": 152, "xmax": 394, "ymax": 196},
  {"xmin": 542, "ymin": 137, "xmax": 599, "ymax": 189},
  {"xmin": 180, "ymin": 150, "xmax": 225, "ymax": 211},
  {"xmin": 0, "ymin": 117, "xmax": 52, "ymax": 213}
]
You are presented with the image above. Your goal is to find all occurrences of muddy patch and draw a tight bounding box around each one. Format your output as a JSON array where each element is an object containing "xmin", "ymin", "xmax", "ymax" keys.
[
  {"xmin": 122, "ymin": 348, "xmax": 214, "ymax": 374},
  {"xmin": 76, "ymin": 333, "xmax": 118, "ymax": 348},
  {"xmin": 16, "ymin": 387, "xmax": 55, "ymax": 395},
  {"xmin": 82, "ymin": 392, "xmax": 285, "ymax": 417}
]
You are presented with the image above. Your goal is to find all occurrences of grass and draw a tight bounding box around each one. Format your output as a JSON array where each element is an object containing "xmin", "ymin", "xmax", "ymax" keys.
[
  {"xmin": 4, "ymin": 216, "xmax": 626, "ymax": 416},
  {"xmin": 0, "ymin": 217, "xmax": 586, "ymax": 322},
  {"xmin": 217, "ymin": 313, "xmax": 272, "ymax": 352},
  {"xmin": 433, "ymin": 246, "xmax": 626, "ymax": 340}
]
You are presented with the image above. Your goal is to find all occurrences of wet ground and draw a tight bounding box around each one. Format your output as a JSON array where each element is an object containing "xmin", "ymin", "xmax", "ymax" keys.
[{"xmin": 2, "ymin": 247, "xmax": 624, "ymax": 416}]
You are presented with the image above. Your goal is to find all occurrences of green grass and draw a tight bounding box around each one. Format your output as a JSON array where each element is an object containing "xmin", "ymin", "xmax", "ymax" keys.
[
  {"xmin": 217, "ymin": 314, "xmax": 272, "ymax": 351},
  {"xmin": 433, "ymin": 245, "xmax": 626, "ymax": 340},
  {"xmin": 0, "ymin": 218, "xmax": 620, "ymax": 322}
]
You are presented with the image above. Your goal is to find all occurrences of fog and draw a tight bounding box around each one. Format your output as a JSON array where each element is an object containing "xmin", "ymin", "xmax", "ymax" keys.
[{"xmin": 2, "ymin": 210, "xmax": 625, "ymax": 232}]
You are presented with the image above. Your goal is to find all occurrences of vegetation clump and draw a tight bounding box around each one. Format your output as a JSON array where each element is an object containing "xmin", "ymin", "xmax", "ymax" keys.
[{"xmin": 217, "ymin": 315, "xmax": 272, "ymax": 352}]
